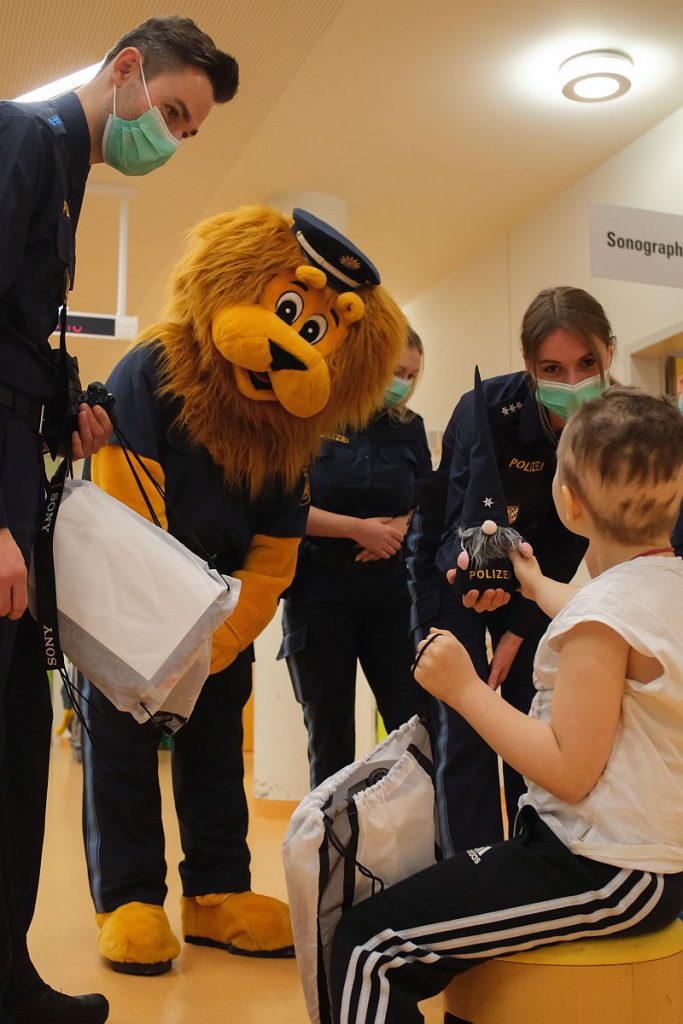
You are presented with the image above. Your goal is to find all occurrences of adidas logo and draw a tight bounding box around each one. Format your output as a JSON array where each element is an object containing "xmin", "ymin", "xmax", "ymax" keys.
[{"xmin": 466, "ymin": 846, "xmax": 491, "ymax": 865}]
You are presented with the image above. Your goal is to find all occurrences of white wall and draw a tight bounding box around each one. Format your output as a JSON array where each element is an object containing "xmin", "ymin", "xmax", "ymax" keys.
[{"xmin": 405, "ymin": 239, "xmax": 512, "ymax": 430}]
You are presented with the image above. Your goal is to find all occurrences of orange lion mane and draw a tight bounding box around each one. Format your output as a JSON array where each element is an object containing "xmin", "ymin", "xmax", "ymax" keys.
[{"xmin": 137, "ymin": 204, "xmax": 406, "ymax": 498}]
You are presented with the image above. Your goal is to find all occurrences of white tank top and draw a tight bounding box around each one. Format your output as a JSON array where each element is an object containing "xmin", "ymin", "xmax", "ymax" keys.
[{"xmin": 521, "ymin": 555, "xmax": 683, "ymax": 872}]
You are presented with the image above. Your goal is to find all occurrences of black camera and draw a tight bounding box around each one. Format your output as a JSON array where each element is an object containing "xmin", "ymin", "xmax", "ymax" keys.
[
  {"xmin": 64, "ymin": 380, "xmax": 116, "ymax": 439},
  {"xmin": 78, "ymin": 381, "xmax": 116, "ymax": 417}
]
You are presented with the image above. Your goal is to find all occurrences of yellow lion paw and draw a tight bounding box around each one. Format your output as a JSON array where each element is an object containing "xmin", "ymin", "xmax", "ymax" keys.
[
  {"xmin": 182, "ymin": 891, "xmax": 294, "ymax": 958},
  {"xmin": 97, "ymin": 902, "xmax": 180, "ymax": 975}
]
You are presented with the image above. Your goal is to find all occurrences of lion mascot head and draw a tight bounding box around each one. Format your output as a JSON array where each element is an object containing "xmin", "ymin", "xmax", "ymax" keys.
[{"xmin": 138, "ymin": 204, "xmax": 406, "ymax": 497}]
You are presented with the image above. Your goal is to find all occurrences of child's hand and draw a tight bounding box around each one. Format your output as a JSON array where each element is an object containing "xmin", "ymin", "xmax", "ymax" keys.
[
  {"xmin": 413, "ymin": 628, "xmax": 478, "ymax": 707},
  {"xmin": 509, "ymin": 542, "xmax": 541, "ymax": 600}
]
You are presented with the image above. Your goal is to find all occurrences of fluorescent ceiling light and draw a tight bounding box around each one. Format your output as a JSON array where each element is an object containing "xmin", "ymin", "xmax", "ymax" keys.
[
  {"xmin": 559, "ymin": 50, "xmax": 633, "ymax": 103},
  {"xmin": 14, "ymin": 62, "xmax": 101, "ymax": 102}
]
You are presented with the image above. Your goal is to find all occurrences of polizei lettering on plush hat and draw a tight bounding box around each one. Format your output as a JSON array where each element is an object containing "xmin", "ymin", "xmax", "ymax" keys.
[{"xmin": 468, "ymin": 568, "xmax": 512, "ymax": 580}]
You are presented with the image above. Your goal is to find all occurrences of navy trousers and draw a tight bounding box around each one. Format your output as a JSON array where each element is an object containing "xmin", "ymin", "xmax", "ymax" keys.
[
  {"xmin": 81, "ymin": 649, "xmax": 253, "ymax": 913},
  {"xmin": 418, "ymin": 578, "xmax": 548, "ymax": 856},
  {"xmin": 282, "ymin": 556, "xmax": 424, "ymax": 789},
  {"xmin": 0, "ymin": 407, "xmax": 51, "ymax": 1012}
]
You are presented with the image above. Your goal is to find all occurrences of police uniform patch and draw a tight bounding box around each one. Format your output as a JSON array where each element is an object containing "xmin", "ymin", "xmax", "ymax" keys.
[
  {"xmin": 509, "ymin": 457, "xmax": 545, "ymax": 473},
  {"xmin": 37, "ymin": 107, "xmax": 66, "ymax": 136}
]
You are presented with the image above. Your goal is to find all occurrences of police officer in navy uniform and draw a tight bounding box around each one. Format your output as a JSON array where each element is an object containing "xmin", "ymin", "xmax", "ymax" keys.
[
  {"xmin": 0, "ymin": 18, "xmax": 237, "ymax": 1024},
  {"xmin": 408, "ymin": 287, "xmax": 618, "ymax": 858},
  {"xmin": 281, "ymin": 328, "xmax": 432, "ymax": 788}
]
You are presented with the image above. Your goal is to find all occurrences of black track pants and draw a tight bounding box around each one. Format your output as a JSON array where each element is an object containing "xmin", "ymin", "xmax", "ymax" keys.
[{"xmin": 330, "ymin": 807, "xmax": 683, "ymax": 1024}]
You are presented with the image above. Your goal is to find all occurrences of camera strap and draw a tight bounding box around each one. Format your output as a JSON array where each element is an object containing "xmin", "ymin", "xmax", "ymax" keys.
[{"xmin": 34, "ymin": 457, "xmax": 71, "ymax": 673}]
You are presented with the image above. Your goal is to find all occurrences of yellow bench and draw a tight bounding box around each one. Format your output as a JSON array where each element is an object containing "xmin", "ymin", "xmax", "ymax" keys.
[{"xmin": 444, "ymin": 918, "xmax": 683, "ymax": 1024}]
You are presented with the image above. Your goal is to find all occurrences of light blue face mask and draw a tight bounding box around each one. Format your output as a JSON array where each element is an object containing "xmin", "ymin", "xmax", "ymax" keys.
[
  {"xmin": 102, "ymin": 63, "xmax": 180, "ymax": 176},
  {"xmin": 679, "ymin": 395, "xmax": 683, "ymax": 415},
  {"xmin": 384, "ymin": 375, "xmax": 411, "ymax": 408},
  {"xmin": 536, "ymin": 372, "xmax": 608, "ymax": 421}
]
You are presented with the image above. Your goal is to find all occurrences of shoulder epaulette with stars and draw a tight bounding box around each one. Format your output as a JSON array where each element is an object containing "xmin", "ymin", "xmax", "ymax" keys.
[{"xmin": 499, "ymin": 400, "xmax": 524, "ymax": 417}]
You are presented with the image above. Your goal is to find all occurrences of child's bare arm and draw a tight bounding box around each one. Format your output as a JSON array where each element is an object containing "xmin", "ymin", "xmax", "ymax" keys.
[
  {"xmin": 414, "ymin": 622, "xmax": 626, "ymax": 803},
  {"xmin": 510, "ymin": 546, "xmax": 577, "ymax": 619}
]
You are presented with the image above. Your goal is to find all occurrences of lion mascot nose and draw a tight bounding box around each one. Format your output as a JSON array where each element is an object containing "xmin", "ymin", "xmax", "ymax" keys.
[{"xmin": 268, "ymin": 341, "xmax": 307, "ymax": 372}]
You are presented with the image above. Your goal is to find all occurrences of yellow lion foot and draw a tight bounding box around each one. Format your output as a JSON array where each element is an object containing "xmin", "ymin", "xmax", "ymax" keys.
[
  {"xmin": 96, "ymin": 901, "xmax": 181, "ymax": 975},
  {"xmin": 181, "ymin": 891, "xmax": 295, "ymax": 958}
]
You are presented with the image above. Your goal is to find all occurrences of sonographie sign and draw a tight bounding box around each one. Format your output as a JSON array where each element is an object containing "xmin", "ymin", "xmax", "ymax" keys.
[{"xmin": 590, "ymin": 202, "xmax": 683, "ymax": 289}]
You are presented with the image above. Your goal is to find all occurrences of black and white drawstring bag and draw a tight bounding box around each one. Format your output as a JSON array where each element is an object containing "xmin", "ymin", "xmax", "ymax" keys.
[{"xmin": 282, "ymin": 716, "xmax": 438, "ymax": 1024}]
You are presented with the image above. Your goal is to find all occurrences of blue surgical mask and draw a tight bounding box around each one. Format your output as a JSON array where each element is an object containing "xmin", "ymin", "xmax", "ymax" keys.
[
  {"xmin": 384, "ymin": 376, "xmax": 411, "ymax": 408},
  {"xmin": 678, "ymin": 395, "xmax": 683, "ymax": 415},
  {"xmin": 536, "ymin": 372, "xmax": 608, "ymax": 420},
  {"xmin": 102, "ymin": 63, "xmax": 180, "ymax": 176}
]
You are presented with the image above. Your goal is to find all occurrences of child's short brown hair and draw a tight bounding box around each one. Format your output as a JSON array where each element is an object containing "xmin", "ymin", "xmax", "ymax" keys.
[{"xmin": 557, "ymin": 386, "xmax": 683, "ymax": 545}]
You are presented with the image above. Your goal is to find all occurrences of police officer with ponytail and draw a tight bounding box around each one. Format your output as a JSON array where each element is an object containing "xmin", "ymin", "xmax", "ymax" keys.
[{"xmin": 409, "ymin": 287, "xmax": 616, "ymax": 858}]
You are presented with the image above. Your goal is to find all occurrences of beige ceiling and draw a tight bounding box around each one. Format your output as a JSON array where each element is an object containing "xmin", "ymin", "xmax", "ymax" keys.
[{"xmin": 3, "ymin": 0, "xmax": 683, "ymax": 344}]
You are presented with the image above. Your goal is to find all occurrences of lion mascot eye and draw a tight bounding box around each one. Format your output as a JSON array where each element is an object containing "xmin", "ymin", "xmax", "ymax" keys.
[
  {"xmin": 275, "ymin": 291, "xmax": 304, "ymax": 324},
  {"xmin": 299, "ymin": 315, "xmax": 328, "ymax": 346}
]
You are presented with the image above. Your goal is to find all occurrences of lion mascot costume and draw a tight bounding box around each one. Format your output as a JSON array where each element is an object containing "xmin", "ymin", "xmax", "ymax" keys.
[{"xmin": 81, "ymin": 205, "xmax": 407, "ymax": 975}]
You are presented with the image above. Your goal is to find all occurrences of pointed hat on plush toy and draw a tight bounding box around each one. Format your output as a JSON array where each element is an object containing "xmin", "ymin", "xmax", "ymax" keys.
[
  {"xmin": 455, "ymin": 367, "xmax": 524, "ymax": 594},
  {"xmin": 460, "ymin": 366, "xmax": 509, "ymax": 531}
]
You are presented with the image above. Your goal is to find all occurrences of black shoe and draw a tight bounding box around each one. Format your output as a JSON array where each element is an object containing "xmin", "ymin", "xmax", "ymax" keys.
[{"xmin": 6, "ymin": 988, "xmax": 109, "ymax": 1024}]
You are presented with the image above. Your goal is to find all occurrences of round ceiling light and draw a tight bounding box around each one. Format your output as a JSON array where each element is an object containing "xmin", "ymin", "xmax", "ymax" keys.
[{"xmin": 559, "ymin": 49, "xmax": 633, "ymax": 103}]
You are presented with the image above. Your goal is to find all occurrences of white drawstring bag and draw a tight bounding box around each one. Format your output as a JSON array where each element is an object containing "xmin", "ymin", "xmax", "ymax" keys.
[
  {"xmin": 30, "ymin": 476, "xmax": 240, "ymax": 732},
  {"xmin": 282, "ymin": 716, "xmax": 437, "ymax": 1024}
]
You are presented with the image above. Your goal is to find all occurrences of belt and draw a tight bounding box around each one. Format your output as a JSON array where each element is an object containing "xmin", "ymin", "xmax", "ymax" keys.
[{"xmin": 0, "ymin": 383, "xmax": 43, "ymax": 432}]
